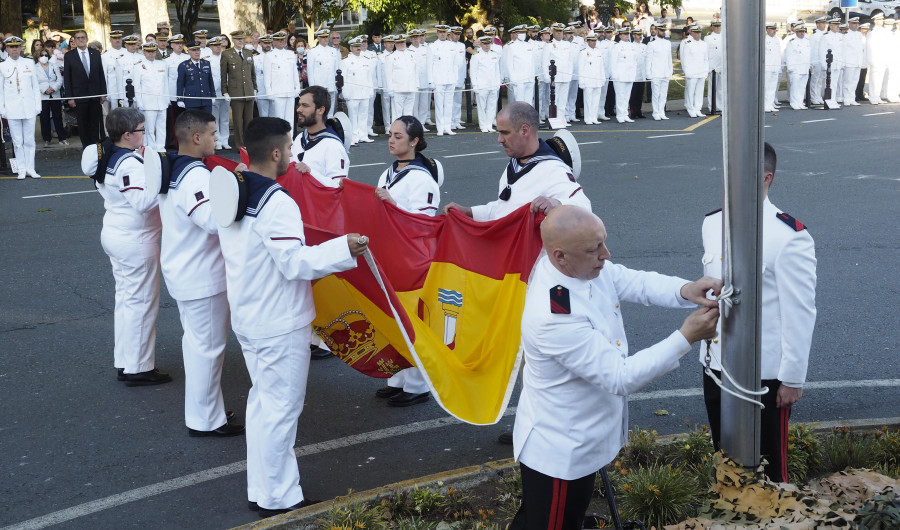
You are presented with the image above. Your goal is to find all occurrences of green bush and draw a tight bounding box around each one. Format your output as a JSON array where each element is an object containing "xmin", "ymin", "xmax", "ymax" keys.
[
  {"xmin": 871, "ymin": 426, "xmax": 900, "ymax": 478},
  {"xmin": 823, "ymin": 427, "xmax": 876, "ymax": 471},
  {"xmin": 319, "ymin": 499, "xmax": 382, "ymax": 529},
  {"xmin": 787, "ymin": 423, "xmax": 823, "ymax": 483},
  {"xmin": 618, "ymin": 463, "xmax": 704, "ymax": 529}
]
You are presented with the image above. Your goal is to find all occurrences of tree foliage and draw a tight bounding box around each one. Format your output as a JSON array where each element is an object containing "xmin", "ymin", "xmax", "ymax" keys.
[{"xmin": 174, "ymin": 0, "xmax": 204, "ymax": 36}]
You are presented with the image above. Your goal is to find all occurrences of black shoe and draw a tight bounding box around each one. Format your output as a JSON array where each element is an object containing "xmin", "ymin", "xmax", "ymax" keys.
[
  {"xmin": 188, "ymin": 422, "xmax": 245, "ymax": 437},
  {"xmin": 117, "ymin": 368, "xmax": 125, "ymax": 381},
  {"xmin": 124, "ymin": 368, "xmax": 172, "ymax": 386},
  {"xmin": 375, "ymin": 386, "xmax": 404, "ymax": 399},
  {"xmin": 498, "ymin": 431, "xmax": 513, "ymax": 445},
  {"xmin": 387, "ymin": 391, "xmax": 430, "ymax": 407},
  {"xmin": 258, "ymin": 498, "xmax": 321, "ymax": 518},
  {"xmin": 310, "ymin": 345, "xmax": 333, "ymax": 359}
]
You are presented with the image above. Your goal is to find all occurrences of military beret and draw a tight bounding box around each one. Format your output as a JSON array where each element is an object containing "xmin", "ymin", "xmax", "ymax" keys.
[{"xmin": 230, "ymin": 30, "xmax": 246, "ymax": 39}]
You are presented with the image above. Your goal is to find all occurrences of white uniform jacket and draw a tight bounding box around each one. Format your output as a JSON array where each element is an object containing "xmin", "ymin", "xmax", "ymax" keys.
[
  {"xmin": 645, "ymin": 37, "xmax": 674, "ymax": 80},
  {"xmin": 167, "ymin": 52, "xmax": 190, "ymax": 99},
  {"xmin": 764, "ymin": 34, "xmax": 784, "ymax": 73},
  {"xmin": 542, "ymin": 39, "xmax": 574, "ymax": 83},
  {"xmin": 427, "ymin": 39, "xmax": 459, "ymax": 86},
  {"xmin": 808, "ymin": 30, "xmax": 825, "ymax": 67},
  {"xmin": 513, "ymin": 256, "xmax": 695, "ymax": 480},
  {"xmin": 681, "ymin": 38, "xmax": 709, "ymax": 78},
  {"xmin": 866, "ymin": 26, "xmax": 891, "ymax": 67},
  {"xmin": 159, "ymin": 155, "xmax": 226, "ymax": 301},
  {"xmin": 102, "ymin": 47, "xmax": 128, "ymax": 101},
  {"xmin": 410, "ymin": 44, "xmax": 429, "ymax": 89},
  {"xmin": 502, "ymin": 39, "xmax": 537, "ymax": 83},
  {"xmin": 264, "ymin": 48, "xmax": 301, "ymax": 99},
  {"xmin": 341, "ymin": 54, "xmax": 376, "ymax": 100},
  {"xmin": 385, "ymin": 49, "xmax": 417, "ymax": 92},
  {"xmin": 471, "ymin": 140, "xmax": 590, "ymax": 222},
  {"xmin": 119, "ymin": 51, "xmax": 144, "ymax": 97},
  {"xmin": 81, "ymin": 146, "xmax": 161, "ymax": 243},
  {"xmin": 216, "ymin": 171, "xmax": 356, "ymax": 340},
  {"xmin": 0, "ymin": 57, "xmax": 42, "ymax": 118},
  {"xmin": 819, "ymin": 31, "xmax": 843, "ymax": 68},
  {"xmin": 704, "ymin": 33, "xmax": 723, "ymax": 72},
  {"xmin": 376, "ymin": 155, "xmax": 441, "ymax": 215},
  {"xmin": 842, "ymin": 31, "xmax": 866, "ymax": 69},
  {"xmin": 784, "ymin": 37, "xmax": 811, "ymax": 74},
  {"xmin": 700, "ymin": 199, "xmax": 816, "ymax": 384},
  {"xmin": 133, "ymin": 58, "xmax": 170, "ymax": 111},
  {"xmin": 208, "ymin": 53, "xmax": 223, "ymax": 96},
  {"xmin": 290, "ymin": 125, "xmax": 349, "ymax": 187},
  {"xmin": 577, "ymin": 47, "xmax": 606, "ymax": 88},
  {"xmin": 454, "ymin": 40, "xmax": 467, "ymax": 86},
  {"xmin": 306, "ymin": 44, "xmax": 340, "ymax": 90},
  {"xmin": 469, "ymin": 49, "xmax": 502, "ymax": 90},
  {"xmin": 609, "ymin": 40, "xmax": 638, "ymax": 83},
  {"xmin": 632, "ymin": 40, "xmax": 647, "ymax": 81}
]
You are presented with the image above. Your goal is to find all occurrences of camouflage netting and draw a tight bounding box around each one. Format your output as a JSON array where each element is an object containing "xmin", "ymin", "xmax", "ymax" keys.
[{"xmin": 666, "ymin": 452, "xmax": 899, "ymax": 529}]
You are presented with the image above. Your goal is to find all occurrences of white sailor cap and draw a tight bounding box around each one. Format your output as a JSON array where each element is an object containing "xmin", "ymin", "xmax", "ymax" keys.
[
  {"xmin": 450, "ymin": 26, "xmax": 463, "ymax": 34},
  {"xmin": 349, "ymin": 36, "xmax": 364, "ymax": 46},
  {"xmin": 839, "ymin": 22, "xmax": 849, "ymax": 29},
  {"xmin": 550, "ymin": 22, "xmax": 566, "ymax": 31},
  {"xmin": 794, "ymin": 24, "xmax": 808, "ymax": 32},
  {"xmin": 765, "ymin": 22, "xmax": 777, "ymax": 29},
  {"xmin": 585, "ymin": 33, "xmax": 598, "ymax": 41},
  {"xmin": 434, "ymin": 24, "xmax": 450, "ymax": 31},
  {"xmin": 510, "ymin": 24, "xmax": 527, "ymax": 33},
  {"xmin": 564, "ymin": 26, "xmax": 575, "ymax": 33},
  {"xmin": 871, "ymin": 12, "xmax": 885, "ymax": 20},
  {"xmin": 528, "ymin": 25, "xmax": 540, "ymax": 31},
  {"xmin": 272, "ymin": 30, "xmax": 288, "ymax": 40},
  {"xmin": 478, "ymin": 35, "xmax": 493, "ymax": 43},
  {"xmin": 827, "ymin": 17, "xmax": 841, "ymax": 24},
  {"xmin": 815, "ymin": 15, "xmax": 828, "ymax": 23},
  {"xmin": 2, "ymin": 36, "xmax": 24, "ymax": 46},
  {"xmin": 315, "ymin": 28, "xmax": 330, "ymax": 38},
  {"xmin": 208, "ymin": 36, "xmax": 223, "ymax": 45},
  {"xmin": 193, "ymin": 29, "xmax": 209, "ymax": 37},
  {"xmin": 484, "ymin": 26, "xmax": 497, "ymax": 34},
  {"xmin": 848, "ymin": 17, "xmax": 860, "ymax": 23}
]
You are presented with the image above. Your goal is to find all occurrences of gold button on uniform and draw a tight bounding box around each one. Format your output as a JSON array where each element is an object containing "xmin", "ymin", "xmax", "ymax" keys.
[
  {"xmin": 616, "ymin": 340, "xmax": 621, "ymax": 346},
  {"xmin": 615, "ymin": 303, "xmax": 619, "ymax": 308}
]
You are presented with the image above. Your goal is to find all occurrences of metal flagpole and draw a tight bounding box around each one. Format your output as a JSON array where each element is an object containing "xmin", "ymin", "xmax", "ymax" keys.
[{"xmin": 719, "ymin": 0, "xmax": 764, "ymax": 469}]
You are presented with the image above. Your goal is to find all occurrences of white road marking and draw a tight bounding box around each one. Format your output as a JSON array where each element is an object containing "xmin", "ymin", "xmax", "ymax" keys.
[
  {"xmin": 801, "ymin": 118, "xmax": 836, "ymax": 124},
  {"xmin": 443, "ymin": 150, "xmax": 501, "ymax": 158},
  {"xmin": 349, "ymin": 162, "xmax": 388, "ymax": 168},
  {"xmin": 5, "ymin": 378, "xmax": 898, "ymax": 529},
  {"xmin": 578, "ymin": 141, "xmax": 604, "ymax": 145},
  {"xmin": 646, "ymin": 133, "xmax": 694, "ymax": 139},
  {"xmin": 22, "ymin": 190, "xmax": 97, "ymax": 199},
  {"xmin": 862, "ymin": 111, "xmax": 894, "ymax": 117}
]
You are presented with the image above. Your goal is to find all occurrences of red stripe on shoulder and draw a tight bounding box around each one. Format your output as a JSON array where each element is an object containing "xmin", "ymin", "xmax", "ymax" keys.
[
  {"xmin": 568, "ymin": 186, "xmax": 583, "ymax": 198},
  {"xmin": 187, "ymin": 199, "xmax": 209, "ymax": 216},
  {"xmin": 270, "ymin": 236, "xmax": 304, "ymax": 243}
]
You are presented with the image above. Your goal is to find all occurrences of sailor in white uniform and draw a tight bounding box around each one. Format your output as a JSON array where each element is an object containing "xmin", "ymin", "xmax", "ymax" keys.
[
  {"xmin": 0, "ymin": 36, "xmax": 42, "ymax": 179},
  {"xmin": 206, "ymin": 36, "xmax": 230, "ymax": 149},
  {"xmin": 808, "ymin": 16, "xmax": 828, "ymax": 105},
  {"xmin": 503, "ymin": 25, "xmax": 537, "ymax": 106},
  {"xmin": 409, "ymin": 29, "xmax": 432, "ymax": 129},
  {"xmin": 541, "ymin": 24, "xmax": 574, "ymax": 124},
  {"xmin": 784, "ymin": 25, "xmax": 811, "ymax": 110},
  {"xmin": 340, "ymin": 37, "xmax": 376, "ymax": 144},
  {"xmin": 212, "ymin": 116, "xmax": 368, "ymax": 518},
  {"xmin": 645, "ymin": 23, "xmax": 673, "ymax": 120},
  {"xmin": 841, "ymin": 18, "xmax": 865, "ymax": 105},
  {"xmin": 133, "ymin": 43, "xmax": 169, "ymax": 152},
  {"xmin": 704, "ymin": 20, "xmax": 724, "ymax": 112},
  {"xmin": 385, "ymin": 35, "xmax": 417, "ymax": 122},
  {"xmin": 681, "ymin": 25, "xmax": 709, "ymax": 118},
  {"xmin": 101, "ymin": 30, "xmax": 127, "ymax": 117},
  {"xmin": 609, "ymin": 29, "xmax": 638, "ymax": 123},
  {"xmin": 764, "ymin": 23, "xmax": 783, "ymax": 112},
  {"xmin": 159, "ymin": 110, "xmax": 244, "ymax": 437},
  {"xmin": 510, "ymin": 205, "xmax": 720, "ymax": 528},
  {"xmin": 265, "ymin": 31, "xmax": 302, "ymax": 135},
  {"xmin": 866, "ymin": 13, "xmax": 891, "ymax": 104},
  {"xmin": 306, "ymin": 29, "xmax": 340, "ymax": 117},
  {"xmin": 470, "ymin": 35, "xmax": 502, "ymax": 133},
  {"xmin": 577, "ymin": 33, "xmax": 605, "ymax": 124},
  {"xmin": 254, "ymin": 35, "xmax": 274, "ymax": 118},
  {"xmin": 427, "ymin": 25, "xmax": 459, "ymax": 136},
  {"xmin": 193, "ymin": 29, "xmax": 212, "ymax": 60},
  {"xmin": 291, "ymin": 85, "xmax": 350, "ymax": 188}
]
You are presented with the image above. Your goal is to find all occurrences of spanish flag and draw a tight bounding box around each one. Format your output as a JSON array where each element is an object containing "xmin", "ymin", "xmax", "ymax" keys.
[{"xmin": 206, "ymin": 157, "xmax": 543, "ymax": 425}]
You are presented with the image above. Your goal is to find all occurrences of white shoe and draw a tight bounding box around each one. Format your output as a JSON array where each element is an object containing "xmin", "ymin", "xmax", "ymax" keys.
[
  {"xmin": 598, "ymin": 115, "xmax": 610, "ymax": 121},
  {"xmin": 422, "ymin": 126, "xmax": 431, "ymax": 132},
  {"xmin": 570, "ymin": 118, "xmax": 580, "ymax": 123},
  {"xmin": 446, "ymin": 130, "xmax": 457, "ymax": 135},
  {"xmin": 764, "ymin": 107, "xmax": 774, "ymax": 112},
  {"xmin": 695, "ymin": 113, "xmax": 706, "ymax": 118},
  {"xmin": 222, "ymin": 143, "xmax": 232, "ymax": 149},
  {"xmin": 436, "ymin": 131, "xmax": 443, "ymax": 136},
  {"xmin": 454, "ymin": 124, "xmax": 465, "ymax": 129},
  {"xmin": 27, "ymin": 170, "xmax": 41, "ymax": 179},
  {"xmin": 488, "ymin": 128, "xmax": 496, "ymax": 133},
  {"xmin": 361, "ymin": 137, "xmax": 374, "ymax": 143},
  {"xmin": 367, "ymin": 130, "xmax": 376, "ymax": 136},
  {"xmin": 215, "ymin": 143, "xmax": 223, "ymax": 150},
  {"xmin": 17, "ymin": 172, "xmax": 26, "ymax": 180},
  {"xmin": 653, "ymin": 116, "xmax": 661, "ymax": 121},
  {"xmin": 625, "ymin": 117, "xmax": 635, "ymax": 123},
  {"xmin": 617, "ymin": 117, "xmax": 626, "ymax": 123},
  {"xmin": 480, "ymin": 129, "xmax": 490, "ymax": 133},
  {"xmin": 661, "ymin": 115, "xmax": 669, "ymax": 120}
]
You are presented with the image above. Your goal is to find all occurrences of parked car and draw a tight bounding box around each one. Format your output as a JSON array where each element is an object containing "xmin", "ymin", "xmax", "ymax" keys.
[{"xmin": 828, "ymin": 0, "xmax": 900, "ymax": 21}]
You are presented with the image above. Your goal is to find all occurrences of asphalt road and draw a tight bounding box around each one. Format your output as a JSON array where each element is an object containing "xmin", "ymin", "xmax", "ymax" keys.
[{"xmin": 1, "ymin": 104, "xmax": 898, "ymax": 529}]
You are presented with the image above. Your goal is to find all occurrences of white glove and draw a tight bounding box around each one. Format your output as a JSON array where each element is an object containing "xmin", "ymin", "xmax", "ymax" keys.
[
  {"xmin": 177, "ymin": 101, "xmax": 186, "ymax": 108},
  {"xmin": 223, "ymin": 93, "xmax": 231, "ymax": 102}
]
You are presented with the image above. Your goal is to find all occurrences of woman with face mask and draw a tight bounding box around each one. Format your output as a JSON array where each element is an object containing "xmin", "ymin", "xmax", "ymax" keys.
[{"xmin": 35, "ymin": 49, "xmax": 69, "ymax": 147}]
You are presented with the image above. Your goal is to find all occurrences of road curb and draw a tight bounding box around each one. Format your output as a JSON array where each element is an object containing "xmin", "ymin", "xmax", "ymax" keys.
[{"xmin": 232, "ymin": 417, "xmax": 899, "ymax": 529}]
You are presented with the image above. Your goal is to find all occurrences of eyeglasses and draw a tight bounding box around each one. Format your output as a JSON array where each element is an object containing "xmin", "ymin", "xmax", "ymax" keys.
[{"xmin": 130, "ymin": 128, "xmax": 145, "ymax": 133}]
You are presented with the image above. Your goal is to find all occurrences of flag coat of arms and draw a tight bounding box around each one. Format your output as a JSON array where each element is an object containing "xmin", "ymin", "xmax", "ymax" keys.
[{"xmin": 206, "ymin": 156, "xmax": 543, "ymax": 425}]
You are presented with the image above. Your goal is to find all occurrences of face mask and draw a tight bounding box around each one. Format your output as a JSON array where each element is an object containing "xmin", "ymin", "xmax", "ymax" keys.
[
  {"xmin": 39, "ymin": 56, "xmax": 49, "ymax": 64},
  {"xmin": 517, "ymin": 33, "xmax": 526, "ymax": 41},
  {"xmin": 297, "ymin": 47, "xmax": 305, "ymax": 53},
  {"xmin": 244, "ymin": 43, "xmax": 254, "ymax": 50}
]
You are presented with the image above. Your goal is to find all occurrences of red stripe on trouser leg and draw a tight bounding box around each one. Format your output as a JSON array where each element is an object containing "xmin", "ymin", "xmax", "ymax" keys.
[
  {"xmin": 781, "ymin": 406, "xmax": 790, "ymax": 481},
  {"xmin": 547, "ymin": 478, "xmax": 568, "ymax": 530}
]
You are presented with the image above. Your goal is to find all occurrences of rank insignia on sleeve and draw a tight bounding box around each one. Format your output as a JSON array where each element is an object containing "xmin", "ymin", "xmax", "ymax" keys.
[
  {"xmin": 123, "ymin": 175, "xmax": 130, "ymax": 186},
  {"xmin": 195, "ymin": 191, "xmax": 205, "ymax": 201},
  {"xmin": 776, "ymin": 212, "xmax": 806, "ymax": 231},
  {"xmin": 550, "ymin": 285, "xmax": 570, "ymax": 314}
]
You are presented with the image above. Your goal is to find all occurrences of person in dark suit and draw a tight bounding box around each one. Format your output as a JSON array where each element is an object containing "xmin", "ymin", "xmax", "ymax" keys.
[
  {"xmin": 176, "ymin": 41, "xmax": 215, "ymax": 114},
  {"xmin": 63, "ymin": 30, "xmax": 108, "ymax": 146}
]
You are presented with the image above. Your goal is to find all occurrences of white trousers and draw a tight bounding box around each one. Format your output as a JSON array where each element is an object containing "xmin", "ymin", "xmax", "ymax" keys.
[
  {"xmin": 387, "ymin": 367, "xmax": 429, "ymax": 394},
  {"xmin": 788, "ymin": 72, "xmax": 810, "ymax": 109},
  {"xmin": 810, "ymin": 64, "xmax": 825, "ymax": 104},
  {"xmin": 650, "ymin": 78, "xmax": 669, "ymax": 118},
  {"xmin": 8, "ymin": 117, "xmax": 36, "ymax": 173},
  {"xmin": 538, "ymin": 81, "xmax": 550, "ymax": 119},
  {"xmin": 434, "ymin": 84, "xmax": 455, "ymax": 133},
  {"xmin": 367, "ymin": 94, "xmax": 376, "ymax": 132},
  {"xmin": 391, "ymin": 92, "xmax": 416, "ymax": 122},
  {"xmin": 613, "ymin": 81, "xmax": 632, "ymax": 120},
  {"xmin": 598, "ymin": 80, "xmax": 609, "ymax": 118},
  {"xmin": 884, "ymin": 67, "xmax": 900, "ymax": 102},
  {"xmin": 212, "ymin": 98, "xmax": 230, "ymax": 146},
  {"xmin": 868, "ymin": 65, "xmax": 887, "ymax": 103},
  {"xmin": 685, "ymin": 76, "xmax": 705, "ymax": 115},
  {"xmin": 509, "ymin": 81, "xmax": 535, "ymax": 107},
  {"xmin": 553, "ymin": 81, "xmax": 570, "ymax": 119},
  {"xmin": 270, "ymin": 97, "xmax": 295, "ymax": 137},
  {"xmin": 380, "ymin": 90, "xmax": 392, "ymax": 128},
  {"xmin": 101, "ymin": 232, "xmax": 160, "ymax": 374},
  {"xmin": 706, "ymin": 69, "xmax": 724, "ymax": 112},
  {"xmin": 328, "ymin": 90, "xmax": 337, "ymax": 118},
  {"xmin": 827, "ymin": 66, "xmax": 843, "ymax": 102},
  {"xmin": 841, "ymin": 66, "xmax": 860, "ymax": 103},
  {"xmin": 764, "ymin": 70, "xmax": 780, "ymax": 109},
  {"xmin": 566, "ymin": 80, "xmax": 579, "ymax": 120},
  {"xmin": 415, "ymin": 89, "xmax": 431, "ymax": 125},
  {"xmin": 256, "ymin": 97, "xmax": 271, "ymax": 118},
  {"xmin": 475, "ymin": 88, "xmax": 499, "ymax": 131},
  {"xmin": 239, "ymin": 326, "xmax": 312, "ymax": 510},
  {"xmin": 453, "ymin": 85, "xmax": 463, "ymax": 126},
  {"xmin": 346, "ymin": 98, "xmax": 368, "ymax": 142},
  {"xmin": 177, "ymin": 291, "xmax": 230, "ymax": 431},
  {"xmin": 582, "ymin": 86, "xmax": 602, "ymax": 123},
  {"xmin": 142, "ymin": 109, "xmax": 166, "ymax": 152}
]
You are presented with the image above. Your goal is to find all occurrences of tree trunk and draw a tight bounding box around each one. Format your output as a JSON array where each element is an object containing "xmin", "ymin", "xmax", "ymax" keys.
[
  {"xmin": 83, "ymin": 0, "xmax": 112, "ymax": 45},
  {"xmin": 137, "ymin": 0, "xmax": 169, "ymax": 43},
  {"xmin": 263, "ymin": 0, "xmax": 287, "ymax": 33},
  {"xmin": 38, "ymin": 0, "xmax": 63, "ymax": 33},
  {"xmin": 217, "ymin": 0, "xmax": 265, "ymax": 38},
  {"xmin": 1, "ymin": 0, "xmax": 22, "ymax": 36}
]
